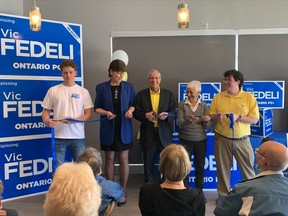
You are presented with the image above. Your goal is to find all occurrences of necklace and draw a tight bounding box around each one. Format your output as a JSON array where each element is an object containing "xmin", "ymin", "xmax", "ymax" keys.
[{"xmin": 111, "ymin": 85, "xmax": 120, "ymax": 99}]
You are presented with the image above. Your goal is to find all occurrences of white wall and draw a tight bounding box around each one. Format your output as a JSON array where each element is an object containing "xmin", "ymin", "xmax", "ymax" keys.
[{"xmin": 0, "ymin": 0, "xmax": 23, "ymax": 15}]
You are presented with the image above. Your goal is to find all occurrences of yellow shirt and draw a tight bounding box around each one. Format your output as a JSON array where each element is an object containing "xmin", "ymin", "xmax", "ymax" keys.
[
  {"xmin": 209, "ymin": 89, "xmax": 259, "ymax": 138},
  {"xmin": 150, "ymin": 88, "xmax": 160, "ymax": 127}
]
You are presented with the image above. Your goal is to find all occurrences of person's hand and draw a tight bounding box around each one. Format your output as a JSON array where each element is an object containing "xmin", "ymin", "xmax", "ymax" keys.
[
  {"xmin": 145, "ymin": 111, "xmax": 157, "ymax": 123},
  {"xmin": 106, "ymin": 111, "xmax": 116, "ymax": 120},
  {"xmin": 158, "ymin": 112, "xmax": 168, "ymax": 120},
  {"xmin": 0, "ymin": 203, "xmax": 7, "ymax": 216},
  {"xmin": 202, "ymin": 115, "xmax": 211, "ymax": 122},
  {"xmin": 43, "ymin": 119, "xmax": 57, "ymax": 127},
  {"xmin": 59, "ymin": 117, "xmax": 75, "ymax": 124},
  {"xmin": 231, "ymin": 113, "xmax": 240, "ymax": 122},
  {"xmin": 0, "ymin": 209, "xmax": 7, "ymax": 216},
  {"xmin": 125, "ymin": 110, "xmax": 133, "ymax": 119},
  {"xmin": 211, "ymin": 113, "xmax": 223, "ymax": 121},
  {"xmin": 188, "ymin": 115, "xmax": 199, "ymax": 123}
]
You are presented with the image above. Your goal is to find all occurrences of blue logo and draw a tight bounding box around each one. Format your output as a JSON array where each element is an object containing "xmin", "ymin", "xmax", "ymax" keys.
[{"xmin": 71, "ymin": 93, "xmax": 80, "ymax": 99}]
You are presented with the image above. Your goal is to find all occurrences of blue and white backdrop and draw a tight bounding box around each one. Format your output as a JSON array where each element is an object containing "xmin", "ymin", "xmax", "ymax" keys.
[{"xmin": 0, "ymin": 13, "xmax": 83, "ymax": 200}]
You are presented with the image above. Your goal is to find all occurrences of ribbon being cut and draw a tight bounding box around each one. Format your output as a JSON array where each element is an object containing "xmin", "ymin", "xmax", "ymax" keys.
[{"xmin": 53, "ymin": 116, "xmax": 108, "ymax": 123}]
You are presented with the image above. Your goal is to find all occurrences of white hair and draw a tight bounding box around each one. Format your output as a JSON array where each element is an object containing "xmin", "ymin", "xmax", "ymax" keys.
[
  {"xmin": 186, "ymin": 80, "xmax": 201, "ymax": 92},
  {"xmin": 43, "ymin": 162, "xmax": 101, "ymax": 216}
]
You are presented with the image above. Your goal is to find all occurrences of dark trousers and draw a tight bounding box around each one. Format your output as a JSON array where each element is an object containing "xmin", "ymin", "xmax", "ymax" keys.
[
  {"xmin": 179, "ymin": 138, "xmax": 207, "ymax": 189},
  {"xmin": 142, "ymin": 129, "xmax": 164, "ymax": 183}
]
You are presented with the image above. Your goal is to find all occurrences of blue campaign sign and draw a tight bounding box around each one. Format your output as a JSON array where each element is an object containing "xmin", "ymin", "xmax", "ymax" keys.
[
  {"xmin": 251, "ymin": 109, "xmax": 273, "ymax": 138},
  {"xmin": 173, "ymin": 133, "xmax": 241, "ymax": 189},
  {"xmin": 0, "ymin": 138, "xmax": 53, "ymax": 200},
  {"xmin": 243, "ymin": 81, "xmax": 285, "ymax": 109},
  {"xmin": 0, "ymin": 79, "xmax": 82, "ymax": 138},
  {"xmin": 0, "ymin": 13, "xmax": 83, "ymax": 200},
  {"xmin": 178, "ymin": 82, "xmax": 221, "ymax": 107},
  {"xmin": 0, "ymin": 80, "xmax": 60, "ymax": 138},
  {"xmin": 0, "ymin": 13, "xmax": 82, "ymax": 77},
  {"xmin": 188, "ymin": 134, "xmax": 241, "ymax": 189}
]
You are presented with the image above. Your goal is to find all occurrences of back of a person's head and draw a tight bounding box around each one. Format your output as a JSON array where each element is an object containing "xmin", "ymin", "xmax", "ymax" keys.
[
  {"xmin": 77, "ymin": 146, "xmax": 102, "ymax": 176},
  {"xmin": 159, "ymin": 144, "xmax": 191, "ymax": 181},
  {"xmin": 260, "ymin": 141, "xmax": 288, "ymax": 171},
  {"xmin": 43, "ymin": 162, "xmax": 101, "ymax": 216}
]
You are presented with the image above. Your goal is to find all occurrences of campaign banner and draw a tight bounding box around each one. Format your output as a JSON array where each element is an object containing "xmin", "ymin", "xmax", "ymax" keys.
[
  {"xmin": 0, "ymin": 80, "xmax": 59, "ymax": 138},
  {"xmin": 0, "ymin": 13, "xmax": 82, "ymax": 77},
  {"xmin": 173, "ymin": 134, "xmax": 241, "ymax": 189},
  {"xmin": 0, "ymin": 13, "xmax": 83, "ymax": 200},
  {"xmin": 178, "ymin": 82, "xmax": 221, "ymax": 107},
  {"xmin": 243, "ymin": 81, "xmax": 285, "ymax": 109},
  {"xmin": 0, "ymin": 138, "xmax": 53, "ymax": 200},
  {"xmin": 0, "ymin": 79, "xmax": 82, "ymax": 139},
  {"xmin": 251, "ymin": 108, "xmax": 273, "ymax": 138}
]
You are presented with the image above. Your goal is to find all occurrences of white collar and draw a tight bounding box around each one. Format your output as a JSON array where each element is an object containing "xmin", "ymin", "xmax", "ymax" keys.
[
  {"xmin": 253, "ymin": 170, "xmax": 283, "ymax": 179},
  {"xmin": 184, "ymin": 98, "xmax": 201, "ymax": 105}
]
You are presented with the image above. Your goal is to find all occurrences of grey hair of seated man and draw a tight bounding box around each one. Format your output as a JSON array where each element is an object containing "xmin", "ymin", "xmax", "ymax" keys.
[{"xmin": 43, "ymin": 162, "xmax": 101, "ymax": 216}]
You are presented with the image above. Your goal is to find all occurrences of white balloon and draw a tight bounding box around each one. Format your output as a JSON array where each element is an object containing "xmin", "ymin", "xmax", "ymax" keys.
[{"xmin": 111, "ymin": 50, "xmax": 129, "ymax": 66}]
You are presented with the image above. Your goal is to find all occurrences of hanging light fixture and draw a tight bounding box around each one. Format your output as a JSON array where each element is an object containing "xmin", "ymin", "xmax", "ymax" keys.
[
  {"xmin": 29, "ymin": 0, "xmax": 41, "ymax": 31},
  {"xmin": 178, "ymin": 1, "xmax": 189, "ymax": 29}
]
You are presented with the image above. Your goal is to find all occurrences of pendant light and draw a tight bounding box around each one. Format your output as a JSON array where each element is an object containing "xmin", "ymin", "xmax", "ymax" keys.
[
  {"xmin": 29, "ymin": 0, "xmax": 41, "ymax": 31},
  {"xmin": 178, "ymin": 1, "xmax": 189, "ymax": 29}
]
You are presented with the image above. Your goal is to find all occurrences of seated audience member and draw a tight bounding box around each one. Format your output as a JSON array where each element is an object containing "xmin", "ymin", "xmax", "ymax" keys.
[
  {"xmin": 0, "ymin": 180, "xmax": 18, "ymax": 216},
  {"xmin": 77, "ymin": 147, "xmax": 126, "ymax": 215},
  {"xmin": 214, "ymin": 141, "xmax": 288, "ymax": 216},
  {"xmin": 139, "ymin": 144, "xmax": 206, "ymax": 216},
  {"xmin": 43, "ymin": 162, "xmax": 101, "ymax": 216}
]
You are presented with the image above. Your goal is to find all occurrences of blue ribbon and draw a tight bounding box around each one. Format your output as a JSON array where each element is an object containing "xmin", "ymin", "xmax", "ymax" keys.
[
  {"xmin": 225, "ymin": 113, "xmax": 237, "ymax": 152},
  {"xmin": 164, "ymin": 113, "xmax": 208, "ymax": 118},
  {"xmin": 225, "ymin": 113, "xmax": 234, "ymax": 129},
  {"xmin": 51, "ymin": 128, "xmax": 57, "ymax": 172},
  {"xmin": 63, "ymin": 116, "xmax": 108, "ymax": 123}
]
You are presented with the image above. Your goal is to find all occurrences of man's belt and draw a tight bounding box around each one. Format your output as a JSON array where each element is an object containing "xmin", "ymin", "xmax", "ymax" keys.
[{"xmin": 216, "ymin": 132, "xmax": 249, "ymax": 141}]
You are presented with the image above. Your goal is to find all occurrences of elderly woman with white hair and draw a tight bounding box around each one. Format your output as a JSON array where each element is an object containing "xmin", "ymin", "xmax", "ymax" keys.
[{"xmin": 177, "ymin": 80, "xmax": 211, "ymax": 195}]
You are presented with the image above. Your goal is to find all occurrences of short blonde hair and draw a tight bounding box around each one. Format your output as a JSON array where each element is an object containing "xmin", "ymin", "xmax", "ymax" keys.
[
  {"xmin": 186, "ymin": 80, "xmax": 201, "ymax": 92},
  {"xmin": 159, "ymin": 144, "xmax": 191, "ymax": 181},
  {"xmin": 43, "ymin": 163, "xmax": 101, "ymax": 216}
]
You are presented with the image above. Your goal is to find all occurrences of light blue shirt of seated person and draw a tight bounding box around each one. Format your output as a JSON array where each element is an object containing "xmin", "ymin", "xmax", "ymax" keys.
[{"xmin": 96, "ymin": 175, "xmax": 124, "ymax": 216}]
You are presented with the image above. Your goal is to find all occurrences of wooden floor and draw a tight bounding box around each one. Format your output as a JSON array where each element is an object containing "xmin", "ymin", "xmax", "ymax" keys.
[{"xmin": 3, "ymin": 174, "xmax": 218, "ymax": 216}]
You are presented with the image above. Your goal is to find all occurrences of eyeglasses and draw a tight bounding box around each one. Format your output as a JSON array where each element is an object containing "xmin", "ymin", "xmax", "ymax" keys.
[{"xmin": 254, "ymin": 148, "xmax": 266, "ymax": 158}]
